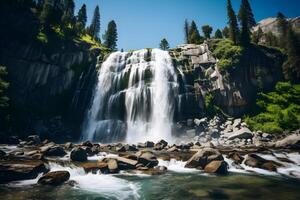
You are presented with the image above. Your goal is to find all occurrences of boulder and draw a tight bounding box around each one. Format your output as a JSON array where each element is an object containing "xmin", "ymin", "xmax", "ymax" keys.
[
  {"xmin": 228, "ymin": 128, "xmax": 253, "ymax": 140},
  {"xmin": 70, "ymin": 147, "xmax": 87, "ymax": 162},
  {"xmin": 117, "ymin": 157, "xmax": 138, "ymax": 170},
  {"xmin": 43, "ymin": 146, "xmax": 66, "ymax": 157},
  {"xmin": 244, "ymin": 154, "xmax": 282, "ymax": 171},
  {"xmin": 232, "ymin": 118, "xmax": 242, "ymax": 128},
  {"xmin": 65, "ymin": 142, "xmax": 73, "ymax": 149},
  {"xmin": 27, "ymin": 135, "xmax": 41, "ymax": 145},
  {"xmin": 0, "ymin": 149, "xmax": 6, "ymax": 158},
  {"xmin": 157, "ymin": 140, "xmax": 168, "ymax": 148},
  {"xmin": 167, "ymin": 146, "xmax": 179, "ymax": 152},
  {"xmin": 107, "ymin": 159, "xmax": 119, "ymax": 173},
  {"xmin": 0, "ymin": 159, "xmax": 48, "ymax": 183},
  {"xmin": 136, "ymin": 150, "xmax": 158, "ymax": 168},
  {"xmin": 38, "ymin": 171, "xmax": 70, "ymax": 185},
  {"xmin": 81, "ymin": 141, "xmax": 93, "ymax": 147},
  {"xmin": 227, "ymin": 152, "xmax": 244, "ymax": 164},
  {"xmin": 185, "ymin": 148, "xmax": 223, "ymax": 169},
  {"xmin": 144, "ymin": 141, "xmax": 154, "ymax": 148},
  {"xmin": 204, "ymin": 160, "xmax": 228, "ymax": 174},
  {"xmin": 275, "ymin": 134, "xmax": 300, "ymax": 149}
]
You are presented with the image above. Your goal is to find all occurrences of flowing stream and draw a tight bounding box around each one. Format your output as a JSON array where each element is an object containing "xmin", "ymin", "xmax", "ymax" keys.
[{"xmin": 82, "ymin": 49, "xmax": 178, "ymax": 143}]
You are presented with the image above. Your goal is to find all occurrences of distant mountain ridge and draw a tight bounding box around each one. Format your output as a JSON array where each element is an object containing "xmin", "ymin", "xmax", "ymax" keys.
[{"xmin": 253, "ymin": 16, "xmax": 300, "ymax": 35}]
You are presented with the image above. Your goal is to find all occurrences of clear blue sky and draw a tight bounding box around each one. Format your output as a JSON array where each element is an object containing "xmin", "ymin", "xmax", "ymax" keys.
[{"xmin": 75, "ymin": 0, "xmax": 300, "ymax": 50}]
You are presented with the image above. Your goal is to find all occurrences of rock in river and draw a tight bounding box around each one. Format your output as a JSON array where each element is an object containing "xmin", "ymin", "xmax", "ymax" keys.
[
  {"xmin": 204, "ymin": 160, "xmax": 228, "ymax": 174},
  {"xmin": 70, "ymin": 147, "xmax": 87, "ymax": 162},
  {"xmin": 185, "ymin": 148, "xmax": 223, "ymax": 169},
  {"xmin": 38, "ymin": 171, "xmax": 70, "ymax": 185}
]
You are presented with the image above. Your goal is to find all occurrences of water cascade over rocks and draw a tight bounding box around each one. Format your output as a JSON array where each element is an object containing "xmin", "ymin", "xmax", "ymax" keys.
[{"xmin": 82, "ymin": 49, "xmax": 178, "ymax": 143}]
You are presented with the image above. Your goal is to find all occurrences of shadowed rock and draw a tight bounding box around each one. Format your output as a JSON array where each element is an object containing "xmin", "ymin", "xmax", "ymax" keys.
[
  {"xmin": 38, "ymin": 171, "xmax": 70, "ymax": 185},
  {"xmin": 70, "ymin": 147, "xmax": 87, "ymax": 162},
  {"xmin": 204, "ymin": 160, "xmax": 228, "ymax": 174}
]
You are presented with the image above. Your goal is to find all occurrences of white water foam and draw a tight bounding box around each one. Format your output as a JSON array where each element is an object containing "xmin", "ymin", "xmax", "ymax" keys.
[{"xmin": 158, "ymin": 159, "xmax": 199, "ymax": 173}]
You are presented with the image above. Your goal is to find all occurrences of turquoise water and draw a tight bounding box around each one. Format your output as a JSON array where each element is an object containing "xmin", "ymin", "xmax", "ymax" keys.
[{"xmin": 1, "ymin": 172, "xmax": 300, "ymax": 200}]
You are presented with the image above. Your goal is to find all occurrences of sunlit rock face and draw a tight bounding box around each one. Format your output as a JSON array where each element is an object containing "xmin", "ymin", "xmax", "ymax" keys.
[{"xmin": 82, "ymin": 49, "xmax": 179, "ymax": 143}]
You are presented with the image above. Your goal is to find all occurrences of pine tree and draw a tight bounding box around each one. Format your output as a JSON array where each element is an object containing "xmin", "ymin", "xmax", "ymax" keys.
[
  {"xmin": 277, "ymin": 12, "xmax": 289, "ymax": 49},
  {"xmin": 62, "ymin": 0, "xmax": 75, "ymax": 25},
  {"xmin": 283, "ymin": 28, "xmax": 300, "ymax": 82},
  {"xmin": 227, "ymin": 0, "xmax": 239, "ymax": 44},
  {"xmin": 103, "ymin": 20, "xmax": 118, "ymax": 50},
  {"xmin": 222, "ymin": 26, "xmax": 229, "ymax": 38},
  {"xmin": 264, "ymin": 31, "xmax": 278, "ymax": 47},
  {"xmin": 184, "ymin": 19, "xmax": 190, "ymax": 43},
  {"xmin": 40, "ymin": 0, "xmax": 63, "ymax": 32},
  {"xmin": 239, "ymin": 0, "xmax": 251, "ymax": 46},
  {"xmin": 238, "ymin": 0, "xmax": 256, "ymax": 28},
  {"xmin": 77, "ymin": 4, "xmax": 87, "ymax": 27},
  {"xmin": 202, "ymin": 25, "xmax": 213, "ymax": 39},
  {"xmin": 89, "ymin": 5, "xmax": 100, "ymax": 39},
  {"xmin": 214, "ymin": 29, "xmax": 223, "ymax": 39},
  {"xmin": 159, "ymin": 38, "xmax": 170, "ymax": 50},
  {"xmin": 252, "ymin": 27, "xmax": 263, "ymax": 44},
  {"xmin": 188, "ymin": 21, "xmax": 202, "ymax": 44}
]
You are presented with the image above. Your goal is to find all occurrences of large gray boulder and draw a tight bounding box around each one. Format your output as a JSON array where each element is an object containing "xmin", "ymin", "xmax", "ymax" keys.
[
  {"xmin": 136, "ymin": 150, "xmax": 159, "ymax": 168},
  {"xmin": 244, "ymin": 154, "xmax": 282, "ymax": 171},
  {"xmin": 38, "ymin": 171, "xmax": 70, "ymax": 185},
  {"xmin": 228, "ymin": 127, "xmax": 253, "ymax": 140},
  {"xmin": 275, "ymin": 134, "xmax": 300, "ymax": 149},
  {"xmin": 185, "ymin": 148, "xmax": 223, "ymax": 169}
]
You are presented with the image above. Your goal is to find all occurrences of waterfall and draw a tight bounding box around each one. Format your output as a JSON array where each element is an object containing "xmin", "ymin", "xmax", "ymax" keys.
[{"xmin": 82, "ymin": 49, "xmax": 178, "ymax": 143}]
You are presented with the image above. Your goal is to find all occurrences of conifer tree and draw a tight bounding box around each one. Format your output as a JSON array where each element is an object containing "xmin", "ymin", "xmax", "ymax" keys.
[
  {"xmin": 0, "ymin": 66, "xmax": 9, "ymax": 109},
  {"xmin": 222, "ymin": 26, "xmax": 229, "ymax": 38},
  {"xmin": 188, "ymin": 21, "xmax": 202, "ymax": 44},
  {"xmin": 103, "ymin": 20, "xmax": 118, "ymax": 50},
  {"xmin": 89, "ymin": 5, "xmax": 100, "ymax": 39},
  {"xmin": 227, "ymin": 0, "xmax": 239, "ymax": 44},
  {"xmin": 214, "ymin": 29, "xmax": 223, "ymax": 39},
  {"xmin": 40, "ymin": 0, "xmax": 64, "ymax": 32},
  {"xmin": 202, "ymin": 25, "xmax": 213, "ymax": 39},
  {"xmin": 62, "ymin": 0, "xmax": 75, "ymax": 25},
  {"xmin": 184, "ymin": 19, "xmax": 190, "ymax": 43},
  {"xmin": 238, "ymin": 0, "xmax": 256, "ymax": 28},
  {"xmin": 159, "ymin": 38, "xmax": 170, "ymax": 50},
  {"xmin": 277, "ymin": 12, "xmax": 289, "ymax": 49},
  {"xmin": 252, "ymin": 27, "xmax": 263, "ymax": 44},
  {"xmin": 77, "ymin": 4, "xmax": 87, "ymax": 27},
  {"xmin": 239, "ymin": 0, "xmax": 251, "ymax": 46}
]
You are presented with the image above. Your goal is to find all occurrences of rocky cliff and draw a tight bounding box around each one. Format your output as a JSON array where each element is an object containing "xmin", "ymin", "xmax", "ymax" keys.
[
  {"xmin": 170, "ymin": 41, "xmax": 284, "ymax": 118},
  {"xmin": 0, "ymin": 41, "xmax": 103, "ymax": 140}
]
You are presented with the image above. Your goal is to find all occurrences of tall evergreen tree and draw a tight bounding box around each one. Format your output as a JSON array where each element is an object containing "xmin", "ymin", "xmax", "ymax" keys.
[
  {"xmin": 40, "ymin": 0, "xmax": 64, "ymax": 33},
  {"xmin": 103, "ymin": 20, "xmax": 118, "ymax": 50},
  {"xmin": 89, "ymin": 5, "xmax": 100, "ymax": 39},
  {"xmin": 188, "ymin": 21, "xmax": 202, "ymax": 44},
  {"xmin": 62, "ymin": 0, "xmax": 75, "ymax": 25},
  {"xmin": 222, "ymin": 26, "xmax": 229, "ymax": 38},
  {"xmin": 184, "ymin": 19, "xmax": 190, "ymax": 43},
  {"xmin": 159, "ymin": 38, "xmax": 170, "ymax": 50},
  {"xmin": 214, "ymin": 29, "xmax": 223, "ymax": 39},
  {"xmin": 227, "ymin": 0, "xmax": 239, "ymax": 44},
  {"xmin": 277, "ymin": 12, "xmax": 289, "ymax": 49},
  {"xmin": 238, "ymin": 0, "xmax": 256, "ymax": 28},
  {"xmin": 202, "ymin": 25, "xmax": 213, "ymax": 39},
  {"xmin": 252, "ymin": 27, "xmax": 263, "ymax": 44},
  {"xmin": 77, "ymin": 4, "xmax": 87, "ymax": 27},
  {"xmin": 239, "ymin": 0, "xmax": 251, "ymax": 46}
]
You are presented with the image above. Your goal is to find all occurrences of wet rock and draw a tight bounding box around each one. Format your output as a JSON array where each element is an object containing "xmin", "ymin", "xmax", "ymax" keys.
[
  {"xmin": 167, "ymin": 146, "xmax": 179, "ymax": 152},
  {"xmin": 275, "ymin": 134, "xmax": 300, "ymax": 149},
  {"xmin": 27, "ymin": 135, "xmax": 41, "ymax": 145},
  {"xmin": 43, "ymin": 146, "xmax": 66, "ymax": 157},
  {"xmin": 194, "ymin": 118, "xmax": 207, "ymax": 126},
  {"xmin": 70, "ymin": 147, "xmax": 87, "ymax": 162},
  {"xmin": 64, "ymin": 142, "xmax": 73, "ymax": 149},
  {"xmin": 136, "ymin": 150, "xmax": 159, "ymax": 168},
  {"xmin": 0, "ymin": 159, "xmax": 48, "ymax": 183},
  {"xmin": 204, "ymin": 160, "xmax": 228, "ymax": 174},
  {"xmin": 185, "ymin": 148, "xmax": 223, "ymax": 169},
  {"xmin": 227, "ymin": 152, "xmax": 244, "ymax": 164},
  {"xmin": 157, "ymin": 140, "xmax": 168, "ymax": 148},
  {"xmin": 145, "ymin": 141, "xmax": 155, "ymax": 148},
  {"xmin": 232, "ymin": 118, "xmax": 242, "ymax": 129},
  {"xmin": 116, "ymin": 145, "xmax": 126, "ymax": 152},
  {"xmin": 244, "ymin": 154, "xmax": 282, "ymax": 171},
  {"xmin": 228, "ymin": 128, "xmax": 253, "ymax": 140},
  {"xmin": 81, "ymin": 141, "xmax": 93, "ymax": 147},
  {"xmin": 125, "ymin": 144, "xmax": 138, "ymax": 151},
  {"xmin": 38, "ymin": 171, "xmax": 70, "ymax": 186},
  {"xmin": 0, "ymin": 150, "xmax": 6, "ymax": 158},
  {"xmin": 107, "ymin": 159, "xmax": 119, "ymax": 173},
  {"xmin": 91, "ymin": 145, "xmax": 100, "ymax": 155},
  {"xmin": 117, "ymin": 157, "xmax": 138, "ymax": 170}
]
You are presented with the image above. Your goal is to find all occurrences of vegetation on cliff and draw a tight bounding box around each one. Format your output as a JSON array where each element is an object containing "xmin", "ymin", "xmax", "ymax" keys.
[{"xmin": 245, "ymin": 82, "xmax": 300, "ymax": 133}]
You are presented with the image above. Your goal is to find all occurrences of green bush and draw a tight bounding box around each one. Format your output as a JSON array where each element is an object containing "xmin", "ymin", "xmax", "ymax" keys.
[
  {"xmin": 212, "ymin": 39, "xmax": 243, "ymax": 72},
  {"xmin": 245, "ymin": 82, "xmax": 300, "ymax": 133}
]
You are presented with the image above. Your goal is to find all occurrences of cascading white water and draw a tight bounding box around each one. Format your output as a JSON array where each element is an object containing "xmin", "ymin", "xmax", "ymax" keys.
[{"xmin": 82, "ymin": 49, "xmax": 178, "ymax": 143}]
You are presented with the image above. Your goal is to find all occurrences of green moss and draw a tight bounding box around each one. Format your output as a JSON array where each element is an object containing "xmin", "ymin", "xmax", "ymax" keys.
[{"xmin": 37, "ymin": 31, "xmax": 48, "ymax": 44}]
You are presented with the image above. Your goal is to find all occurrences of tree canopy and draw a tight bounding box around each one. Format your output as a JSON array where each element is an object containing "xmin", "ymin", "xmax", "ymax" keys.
[{"xmin": 159, "ymin": 38, "xmax": 170, "ymax": 50}]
